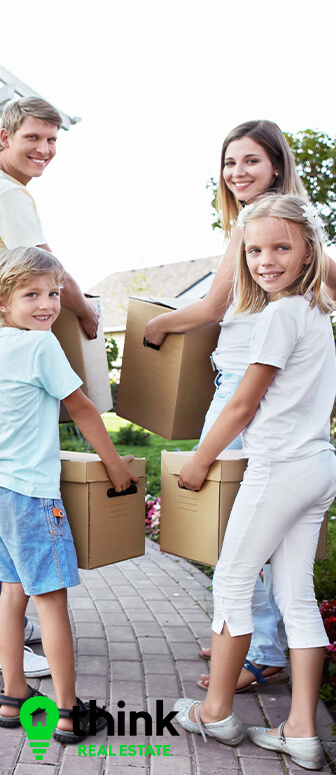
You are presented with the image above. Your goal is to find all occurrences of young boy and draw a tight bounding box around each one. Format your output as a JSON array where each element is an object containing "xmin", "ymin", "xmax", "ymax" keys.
[
  {"xmin": 0, "ymin": 246, "xmax": 138, "ymax": 743},
  {"xmin": 0, "ymin": 96, "xmax": 99, "ymax": 676}
]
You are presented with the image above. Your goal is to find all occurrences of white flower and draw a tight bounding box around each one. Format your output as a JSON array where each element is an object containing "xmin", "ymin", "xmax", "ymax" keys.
[
  {"xmin": 301, "ymin": 203, "xmax": 323, "ymax": 231},
  {"xmin": 237, "ymin": 204, "xmax": 255, "ymax": 230}
]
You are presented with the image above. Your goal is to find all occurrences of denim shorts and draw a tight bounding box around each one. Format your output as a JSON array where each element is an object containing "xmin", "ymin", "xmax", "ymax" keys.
[{"xmin": 0, "ymin": 487, "xmax": 80, "ymax": 596}]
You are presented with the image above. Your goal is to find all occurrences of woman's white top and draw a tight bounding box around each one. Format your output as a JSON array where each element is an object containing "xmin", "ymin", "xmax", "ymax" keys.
[{"xmin": 212, "ymin": 304, "xmax": 261, "ymax": 376}]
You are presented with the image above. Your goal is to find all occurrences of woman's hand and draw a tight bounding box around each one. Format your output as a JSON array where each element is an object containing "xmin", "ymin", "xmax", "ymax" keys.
[
  {"xmin": 143, "ymin": 316, "xmax": 167, "ymax": 346},
  {"xmin": 178, "ymin": 459, "xmax": 210, "ymax": 492}
]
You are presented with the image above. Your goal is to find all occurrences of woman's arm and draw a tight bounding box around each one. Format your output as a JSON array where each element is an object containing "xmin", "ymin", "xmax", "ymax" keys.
[
  {"xmin": 324, "ymin": 252, "xmax": 336, "ymax": 302},
  {"xmin": 143, "ymin": 226, "xmax": 242, "ymax": 346},
  {"xmin": 178, "ymin": 362, "xmax": 278, "ymax": 491},
  {"xmin": 62, "ymin": 388, "xmax": 139, "ymax": 492}
]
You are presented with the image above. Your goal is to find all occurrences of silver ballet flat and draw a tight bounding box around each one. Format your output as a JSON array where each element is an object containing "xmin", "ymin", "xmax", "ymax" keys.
[
  {"xmin": 247, "ymin": 721, "xmax": 324, "ymax": 770},
  {"xmin": 173, "ymin": 698, "xmax": 244, "ymax": 745}
]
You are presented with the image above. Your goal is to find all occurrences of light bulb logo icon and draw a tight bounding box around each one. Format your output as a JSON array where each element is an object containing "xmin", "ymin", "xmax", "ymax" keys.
[{"xmin": 20, "ymin": 696, "xmax": 59, "ymax": 761}]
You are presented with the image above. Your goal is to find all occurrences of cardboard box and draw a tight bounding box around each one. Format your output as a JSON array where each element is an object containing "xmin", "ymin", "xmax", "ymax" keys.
[
  {"xmin": 52, "ymin": 296, "xmax": 112, "ymax": 421},
  {"xmin": 116, "ymin": 297, "xmax": 220, "ymax": 440},
  {"xmin": 60, "ymin": 451, "xmax": 145, "ymax": 569},
  {"xmin": 160, "ymin": 450, "xmax": 327, "ymax": 566}
]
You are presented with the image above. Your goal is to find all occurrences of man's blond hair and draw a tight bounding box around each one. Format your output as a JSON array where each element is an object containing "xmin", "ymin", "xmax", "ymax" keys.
[{"xmin": 0, "ymin": 97, "xmax": 62, "ymax": 150}]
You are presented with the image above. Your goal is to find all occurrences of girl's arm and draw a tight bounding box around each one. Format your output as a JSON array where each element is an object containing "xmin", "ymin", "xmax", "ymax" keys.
[
  {"xmin": 143, "ymin": 226, "xmax": 242, "ymax": 346},
  {"xmin": 178, "ymin": 362, "xmax": 278, "ymax": 491},
  {"xmin": 62, "ymin": 389, "xmax": 139, "ymax": 492}
]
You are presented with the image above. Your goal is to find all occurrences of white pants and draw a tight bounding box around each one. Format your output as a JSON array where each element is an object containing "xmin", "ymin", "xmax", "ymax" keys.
[{"xmin": 212, "ymin": 451, "xmax": 336, "ymax": 648}]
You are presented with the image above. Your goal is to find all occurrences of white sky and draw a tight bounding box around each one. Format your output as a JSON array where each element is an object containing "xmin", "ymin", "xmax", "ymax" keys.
[{"xmin": 1, "ymin": 0, "xmax": 336, "ymax": 291}]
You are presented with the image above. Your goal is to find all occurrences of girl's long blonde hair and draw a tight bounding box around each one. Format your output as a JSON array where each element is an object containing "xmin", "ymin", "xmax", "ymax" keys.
[
  {"xmin": 233, "ymin": 193, "xmax": 333, "ymax": 315},
  {"xmin": 218, "ymin": 120, "xmax": 307, "ymax": 238}
]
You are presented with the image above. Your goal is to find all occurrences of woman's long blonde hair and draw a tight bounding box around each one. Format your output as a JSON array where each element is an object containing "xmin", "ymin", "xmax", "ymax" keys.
[
  {"xmin": 218, "ymin": 120, "xmax": 307, "ymax": 238},
  {"xmin": 233, "ymin": 193, "xmax": 333, "ymax": 315}
]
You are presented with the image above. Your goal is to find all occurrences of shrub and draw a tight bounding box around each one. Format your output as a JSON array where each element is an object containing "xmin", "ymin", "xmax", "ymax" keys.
[{"xmin": 115, "ymin": 424, "xmax": 150, "ymax": 446}]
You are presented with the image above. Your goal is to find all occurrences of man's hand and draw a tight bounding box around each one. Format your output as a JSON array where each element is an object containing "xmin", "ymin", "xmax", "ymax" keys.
[
  {"xmin": 178, "ymin": 459, "xmax": 209, "ymax": 492},
  {"xmin": 79, "ymin": 299, "xmax": 100, "ymax": 339},
  {"xmin": 106, "ymin": 454, "xmax": 139, "ymax": 493}
]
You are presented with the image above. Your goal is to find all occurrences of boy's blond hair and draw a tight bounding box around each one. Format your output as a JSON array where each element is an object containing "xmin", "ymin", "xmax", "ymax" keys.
[
  {"xmin": 218, "ymin": 120, "xmax": 307, "ymax": 238},
  {"xmin": 234, "ymin": 193, "xmax": 334, "ymax": 315},
  {"xmin": 0, "ymin": 97, "xmax": 62, "ymax": 150},
  {"xmin": 0, "ymin": 246, "xmax": 66, "ymax": 320}
]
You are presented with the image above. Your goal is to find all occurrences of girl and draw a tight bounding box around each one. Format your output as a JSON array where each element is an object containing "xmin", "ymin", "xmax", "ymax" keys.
[
  {"xmin": 173, "ymin": 193, "xmax": 336, "ymax": 771},
  {"xmin": 145, "ymin": 119, "xmax": 324, "ymax": 692}
]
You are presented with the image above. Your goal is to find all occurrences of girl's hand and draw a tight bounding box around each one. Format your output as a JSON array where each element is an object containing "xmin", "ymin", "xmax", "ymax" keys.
[
  {"xmin": 178, "ymin": 459, "xmax": 210, "ymax": 492},
  {"xmin": 144, "ymin": 316, "xmax": 167, "ymax": 346},
  {"xmin": 106, "ymin": 454, "xmax": 139, "ymax": 493}
]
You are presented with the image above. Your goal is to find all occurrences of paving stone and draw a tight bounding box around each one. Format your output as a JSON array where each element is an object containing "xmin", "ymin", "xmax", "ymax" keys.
[
  {"xmin": 77, "ymin": 638, "xmax": 107, "ymax": 656},
  {"xmin": 108, "ymin": 641, "xmax": 139, "ymax": 661},
  {"xmin": 75, "ymin": 621, "xmax": 105, "ymax": 638},
  {"xmin": 75, "ymin": 673, "xmax": 109, "ymax": 697},
  {"xmin": 0, "ymin": 734, "xmax": 23, "ymax": 767},
  {"xmin": 161, "ymin": 626, "xmax": 196, "ymax": 642},
  {"xmin": 239, "ymin": 756, "xmax": 285, "ymax": 774},
  {"xmin": 142, "ymin": 655, "xmax": 176, "ymax": 675},
  {"xmin": 112, "ymin": 661, "xmax": 143, "ymax": 681},
  {"xmin": 145, "ymin": 673, "xmax": 180, "ymax": 698},
  {"xmin": 105, "ymin": 625, "xmax": 137, "ymax": 643}
]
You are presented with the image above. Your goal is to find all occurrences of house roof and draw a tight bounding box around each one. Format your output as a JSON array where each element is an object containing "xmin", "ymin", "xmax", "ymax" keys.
[{"xmin": 89, "ymin": 255, "xmax": 222, "ymax": 330}]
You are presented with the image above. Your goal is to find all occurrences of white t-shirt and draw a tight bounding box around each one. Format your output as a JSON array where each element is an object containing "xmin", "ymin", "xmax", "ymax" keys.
[
  {"xmin": 0, "ymin": 328, "xmax": 82, "ymax": 498},
  {"xmin": 212, "ymin": 304, "xmax": 261, "ymax": 376},
  {"xmin": 242, "ymin": 295, "xmax": 336, "ymax": 461},
  {"xmin": 0, "ymin": 171, "xmax": 46, "ymax": 254}
]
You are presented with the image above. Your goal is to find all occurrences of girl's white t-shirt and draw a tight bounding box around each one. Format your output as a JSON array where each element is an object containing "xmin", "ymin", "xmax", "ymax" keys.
[{"xmin": 242, "ymin": 295, "xmax": 336, "ymax": 461}]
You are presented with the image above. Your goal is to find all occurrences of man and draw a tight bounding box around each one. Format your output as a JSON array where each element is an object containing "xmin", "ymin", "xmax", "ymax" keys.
[
  {"xmin": 0, "ymin": 96, "xmax": 99, "ymax": 679},
  {"xmin": 0, "ymin": 96, "xmax": 98, "ymax": 337}
]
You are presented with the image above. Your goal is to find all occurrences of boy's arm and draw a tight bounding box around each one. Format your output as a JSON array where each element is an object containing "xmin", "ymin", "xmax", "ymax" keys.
[
  {"xmin": 62, "ymin": 388, "xmax": 139, "ymax": 492},
  {"xmin": 178, "ymin": 363, "xmax": 277, "ymax": 491},
  {"xmin": 143, "ymin": 225, "xmax": 242, "ymax": 346}
]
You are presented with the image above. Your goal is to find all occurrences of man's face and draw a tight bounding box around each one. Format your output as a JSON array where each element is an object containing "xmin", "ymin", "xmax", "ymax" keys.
[{"xmin": 0, "ymin": 116, "xmax": 58, "ymax": 185}]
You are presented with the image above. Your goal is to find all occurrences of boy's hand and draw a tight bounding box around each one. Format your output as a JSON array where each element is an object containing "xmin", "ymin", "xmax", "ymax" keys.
[
  {"xmin": 178, "ymin": 459, "xmax": 209, "ymax": 492},
  {"xmin": 106, "ymin": 454, "xmax": 139, "ymax": 493}
]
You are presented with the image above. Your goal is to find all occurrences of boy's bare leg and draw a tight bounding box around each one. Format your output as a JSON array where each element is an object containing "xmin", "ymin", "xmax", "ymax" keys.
[
  {"xmin": 33, "ymin": 588, "xmax": 77, "ymax": 732},
  {"xmin": 0, "ymin": 581, "xmax": 29, "ymax": 716}
]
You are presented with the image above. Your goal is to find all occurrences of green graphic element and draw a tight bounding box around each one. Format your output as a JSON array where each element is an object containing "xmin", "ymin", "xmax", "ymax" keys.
[{"xmin": 20, "ymin": 697, "xmax": 59, "ymax": 762}]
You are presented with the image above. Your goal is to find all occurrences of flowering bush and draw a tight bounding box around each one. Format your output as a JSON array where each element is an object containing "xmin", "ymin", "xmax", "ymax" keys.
[{"xmin": 145, "ymin": 495, "xmax": 160, "ymax": 542}]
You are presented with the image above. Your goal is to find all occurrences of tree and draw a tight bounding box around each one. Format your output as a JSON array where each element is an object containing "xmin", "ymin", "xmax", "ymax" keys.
[{"xmin": 209, "ymin": 129, "xmax": 336, "ymax": 243}]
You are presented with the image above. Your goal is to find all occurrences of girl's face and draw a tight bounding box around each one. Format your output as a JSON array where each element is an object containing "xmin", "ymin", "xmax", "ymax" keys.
[
  {"xmin": 0, "ymin": 273, "xmax": 61, "ymax": 330},
  {"xmin": 245, "ymin": 217, "xmax": 311, "ymax": 300},
  {"xmin": 223, "ymin": 137, "xmax": 278, "ymax": 203}
]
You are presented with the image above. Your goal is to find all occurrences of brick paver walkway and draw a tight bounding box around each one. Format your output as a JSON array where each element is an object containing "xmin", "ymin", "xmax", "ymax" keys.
[{"xmin": 0, "ymin": 539, "xmax": 335, "ymax": 774}]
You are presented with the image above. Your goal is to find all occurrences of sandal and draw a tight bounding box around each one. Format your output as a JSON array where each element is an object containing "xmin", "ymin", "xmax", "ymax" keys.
[
  {"xmin": 0, "ymin": 684, "xmax": 45, "ymax": 728},
  {"xmin": 196, "ymin": 661, "xmax": 289, "ymax": 693},
  {"xmin": 53, "ymin": 698, "xmax": 107, "ymax": 744},
  {"xmin": 236, "ymin": 660, "xmax": 289, "ymax": 693}
]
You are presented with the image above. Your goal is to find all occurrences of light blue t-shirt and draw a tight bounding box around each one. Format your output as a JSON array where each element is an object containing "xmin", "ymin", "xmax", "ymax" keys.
[{"xmin": 0, "ymin": 328, "xmax": 82, "ymax": 498}]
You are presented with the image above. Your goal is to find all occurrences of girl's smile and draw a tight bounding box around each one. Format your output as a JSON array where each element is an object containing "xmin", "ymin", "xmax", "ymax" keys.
[
  {"xmin": 245, "ymin": 217, "xmax": 311, "ymax": 299},
  {"xmin": 223, "ymin": 137, "xmax": 278, "ymax": 203}
]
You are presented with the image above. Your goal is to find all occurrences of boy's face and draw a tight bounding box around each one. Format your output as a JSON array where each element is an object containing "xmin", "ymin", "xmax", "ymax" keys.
[
  {"xmin": 0, "ymin": 116, "xmax": 58, "ymax": 185},
  {"xmin": 0, "ymin": 273, "xmax": 61, "ymax": 330}
]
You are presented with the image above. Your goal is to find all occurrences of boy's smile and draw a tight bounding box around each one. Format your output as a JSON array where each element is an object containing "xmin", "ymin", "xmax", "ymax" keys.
[
  {"xmin": 0, "ymin": 116, "xmax": 58, "ymax": 185},
  {"xmin": 245, "ymin": 217, "xmax": 311, "ymax": 300},
  {"xmin": 0, "ymin": 274, "xmax": 61, "ymax": 330}
]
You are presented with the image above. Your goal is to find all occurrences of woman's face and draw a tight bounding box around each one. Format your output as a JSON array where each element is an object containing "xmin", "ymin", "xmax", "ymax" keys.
[{"xmin": 223, "ymin": 137, "xmax": 278, "ymax": 203}]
